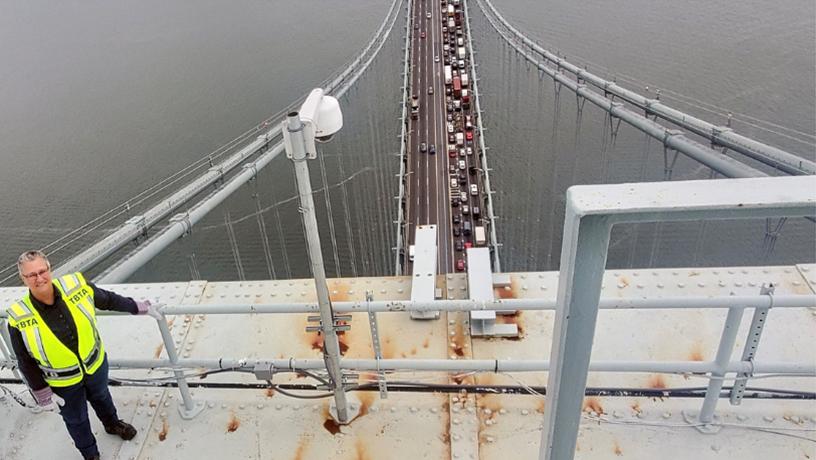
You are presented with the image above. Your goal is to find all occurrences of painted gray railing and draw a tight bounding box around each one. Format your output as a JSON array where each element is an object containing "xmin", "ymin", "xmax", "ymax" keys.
[
  {"xmin": 394, "ymin": 0, "xmax": 413, "ymax": 275},
  {"xmin": 463, "ymin": 0, "xmax": 501, "ymax": 271},
  {"xmin": 541, "ymin": 175, "xmax": 815, "ymax": 460}
]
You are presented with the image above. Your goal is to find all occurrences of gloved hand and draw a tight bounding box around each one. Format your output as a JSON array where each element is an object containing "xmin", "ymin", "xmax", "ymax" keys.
[
  {"xmin": 136, "ymin": 300, "xmax": 163, "ymax": 319},
  {"xmin": 32, "ymin": 387, "xmax": 65, "ymax": 412},
  {"xmin": 135, "ymin": 299, "xmax": 152, "ymax": 315}
]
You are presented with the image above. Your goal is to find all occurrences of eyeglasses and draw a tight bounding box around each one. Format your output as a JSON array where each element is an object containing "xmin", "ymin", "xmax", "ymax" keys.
[{"xmin": 22, "ymin": 268, "xmax": 50, "ymax": 280}]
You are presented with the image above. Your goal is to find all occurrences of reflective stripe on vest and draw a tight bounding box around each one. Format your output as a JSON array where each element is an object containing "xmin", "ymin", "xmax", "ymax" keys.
[{"xmin": 4, "ymin": 272, "xmax": 106, "ymax": 387}]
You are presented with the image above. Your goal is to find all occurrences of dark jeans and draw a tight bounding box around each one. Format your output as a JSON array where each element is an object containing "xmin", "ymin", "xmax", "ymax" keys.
[{"xmin": 51, "ymin": 356, "xmax": 118, "ymax": 459}]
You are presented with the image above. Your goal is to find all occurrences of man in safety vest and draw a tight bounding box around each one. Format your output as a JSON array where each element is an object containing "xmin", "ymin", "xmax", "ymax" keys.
[{"xmin": 6, "ymin": 250, "xmax": 154, "ymax": 460}]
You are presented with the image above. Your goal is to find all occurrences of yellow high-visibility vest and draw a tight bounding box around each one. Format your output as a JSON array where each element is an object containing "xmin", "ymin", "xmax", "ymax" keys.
[{"xmin": 6, "ymin": 272, "xmax": 105, "ymax": 387}]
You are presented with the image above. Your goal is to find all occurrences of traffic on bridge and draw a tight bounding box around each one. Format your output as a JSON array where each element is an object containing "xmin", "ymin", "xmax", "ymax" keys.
[{"xmin": 405, "ymin": 0, "xmax": 488, "ymax": 275}]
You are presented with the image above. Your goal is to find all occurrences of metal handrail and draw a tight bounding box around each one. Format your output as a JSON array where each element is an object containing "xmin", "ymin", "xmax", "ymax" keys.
[{"xmin": 540, "ymin": 175, "xmax": 816, "ymax": 460}]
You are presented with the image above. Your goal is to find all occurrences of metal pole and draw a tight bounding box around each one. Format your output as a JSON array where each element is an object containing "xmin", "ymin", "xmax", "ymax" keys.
[
  {"xmin": 730, "ymin": 285, "xmax": 774, "ymax": 405},
  {"xmin": 540, "ymin": 213, "xmax": 612, "ymax": 460},
  {"xmin": 697, "ymin": 306, "xmax": 745, "ymax": 428},
  {"xmin": 135, "ymin": 293, "xmax": 816, "ymax": 316},
  {"xmin": 153, "ymin": 312, "xmax": 204, "ymax": 419},
  {"xmin": 0, "ymin": 320, "xmax": 22, "ymax": 380},
  {"xmin": 3, "ymin": 356, "xmax": 814, "ymax": 376},
  {"xmin": 286, "ymin": 112, "xmax": 350, "ymax": 424}
]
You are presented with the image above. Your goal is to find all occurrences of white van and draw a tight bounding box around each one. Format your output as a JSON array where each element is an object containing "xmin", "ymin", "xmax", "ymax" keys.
[{"xmin": 409, "ymin": 245, "xmax": 415, "ymax": 261}]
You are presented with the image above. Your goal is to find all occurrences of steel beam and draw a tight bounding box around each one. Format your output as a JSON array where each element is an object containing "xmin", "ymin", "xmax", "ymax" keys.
[{"xmin": 540, "ymin": 175, "xmax": 816, "ymax": 460}]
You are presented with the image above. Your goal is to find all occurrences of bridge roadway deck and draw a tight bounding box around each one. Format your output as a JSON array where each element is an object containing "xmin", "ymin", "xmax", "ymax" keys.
[
  {"xmin": 1, "ymin": 265, "xmax": 814, "ymax": 459},
  {"xmin": 405, "ymin": 0, "xmax": 486, "ymax": 275}
]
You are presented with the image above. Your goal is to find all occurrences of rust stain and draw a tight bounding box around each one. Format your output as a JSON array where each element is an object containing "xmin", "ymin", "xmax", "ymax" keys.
[
  {"xmin": 613, "ymin": 440, "xmax": 623, "ymax": 456},
  {"xmin": 689, "ymin": 341, "xmax": 705, "ymax": 361},
  {"xmin": 355, "ymin": 438, "xmax": 372, "ymax": 460},
  {"xmin": 688, "ymin": 271, "xmax": 700, "ymax": 277},
  {"xmin": 495, "ymin": 311, "xmax": 525, "ymax": 337},
  {"xmin": 329, "ymin": 281, "xmax": 350, "ymax": 301},
  {"xmin": 409, "ymin": 347, "xmax": 417, "ymax": 356},
  {"xmin": 153, "ymin": 343, "xmax": 164, "ymax": 359},
  {"xmin": 630, "ymin": 401, "xmax": 642, "ymax": 415},
  {"xmin": 381, "ymin": 336, "xmax": 395, "ymax": 359},
  {"xmin": 148, "ymin": 400, "xmax": 157, "ymax": 408},
  {"xmin": 422, "ymin": 337, "xmax": 430, "ymax": 349},
  {"xmin": 359, "ymin": 371, "xmax": 377, "ymax": 383},
  {"xmin": 166, "ymin": 317, "xmax": 175, "ymax": 328},
  {"xmin": 493, "ymin": 278, "xmax": 519, "ymax": 299},
  {"xmin": 356, "ymin": 391, "xmax": 375, "ymax": 420},
  {"xmin": 647, "ymin": 374, "xmax": 667, "ymax": 389},
  {"xmin": 308, "ymin": 330, "xmax": 350, "ymax": 355},
  {"xmin": 451, "ymin": 321, "xmax": 466, "ymax": 357},
  {"xmin": 265, "ymin": 388, "xmax": 276, "ymax": 398},
  {"xmin": 322, "ymin": 419, "xmax": 342, "ymax": 435},
  {"xmin": 321, "ymin": 402, "xmax": 347, "ymax": 435},
  {"xmin": 582, "ymin": 397, "xmax": 604, "ymax": 415},
  {"xmin": 536, "ymin": 399, "xmax": 546, "ymax": 413},
  {"xmin": 226, "ymin": 412, "xmax": 240, "ymax": 432},
  {"xmin": 158, "ymin": 418, "xmax": 168, "ymax": 441},
  {"xmin": 441, "ymin": 399, "xmax": 451, "ymax": 458},
  {"xmin": 618, "ymin": 276, "xmax": 629, "ymax": 288},
  {"xmin": 292, "ymin": 437, "xmax": 309, "ymax": 460},
  {"xmin": 494, "ymin": 286, "xmax": 515, "ymax": 299},
  {"xmin": 475, "ymin": 375, "xmax": 504, "ymax": 416}
]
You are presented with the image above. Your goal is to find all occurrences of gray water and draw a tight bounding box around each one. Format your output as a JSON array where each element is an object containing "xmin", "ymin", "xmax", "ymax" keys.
[{"xmin": 0, "ymin": 0, "xmax": 813, "ymax": 283}]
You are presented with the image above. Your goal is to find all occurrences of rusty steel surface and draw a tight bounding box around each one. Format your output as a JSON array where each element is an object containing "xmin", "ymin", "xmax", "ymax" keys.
[{"xmin": 0, "ymin": 266, "xmax": 814, "ymax": 459}]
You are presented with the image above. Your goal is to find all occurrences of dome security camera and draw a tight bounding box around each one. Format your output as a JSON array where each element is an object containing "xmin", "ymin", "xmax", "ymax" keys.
[
  {"xmin": 299, "ymin": 88, "xmax": 343, "ymax": 151},
  {"xmin": 283, "ymin": 88, "xmax": 343, "ymax": 159}
]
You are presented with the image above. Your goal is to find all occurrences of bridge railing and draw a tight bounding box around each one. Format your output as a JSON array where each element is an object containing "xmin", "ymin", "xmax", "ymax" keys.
[
  {"xmin": 476, "ymin": 0, "xmax": 816, "ymax": 176},
  {"xmin": 45, "ymin": 0, "xmax": 406, "ymax": 283},
  {"xmin": 463, "ymin": 0, "xmax": 501, "ymax": 271},
  {"xmin": 2, "ymin": 177, "xmax": 813, "ymax": 455},
  {"xmin": 474, "ymin": 0, "xmax": 771, "ymax": 181},
  {"xmin": 394, "ymin": 0, "xmax": 413, "ymax": 275}
]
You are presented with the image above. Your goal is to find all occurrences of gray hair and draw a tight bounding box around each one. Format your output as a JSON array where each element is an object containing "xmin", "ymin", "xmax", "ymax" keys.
[{"xmin": 17, "ymin": 250, "xmax": 51, "ymax": 276}]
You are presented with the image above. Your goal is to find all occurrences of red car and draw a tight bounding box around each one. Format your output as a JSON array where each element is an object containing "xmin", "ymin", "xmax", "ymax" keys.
[
  {"xmin": 464, "ymin": 242, "xmax": 472, "ymax": 249},
  {"xmin": 456, "ymin": 259, "xmax": 465, "ymax": 271},
  {"xmin": 465, "ymin": 131, "xmax": 473, "ymax": 141},
  {"xmin": 421, "ymin": 31, "xmax": 426, "ymax": 39}
]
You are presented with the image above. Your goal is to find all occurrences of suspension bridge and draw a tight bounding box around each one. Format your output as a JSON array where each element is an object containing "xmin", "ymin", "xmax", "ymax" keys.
[{"xmin": 0, "ymin": 0, "xmax": 814, "ymax": 458}]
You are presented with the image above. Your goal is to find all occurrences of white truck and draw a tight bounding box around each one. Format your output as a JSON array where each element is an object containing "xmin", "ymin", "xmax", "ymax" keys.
[
  {"xmin": 474, "ymin": 226, "xmax": 486, "ymax": 246},
  {"xmin": 455, "ymin": 132, "xmax": 464, "ymax": 146},
  {"xmin": 444, "ymin": 65, "xmax": 452, "ymax": 85},
  {"xmin": 457, "ymin": 46, "xmax": 466, "ymax": 60},
  {"xmin": 461, "ymin": 73, "xmax": 469, "ymax": 87}
]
